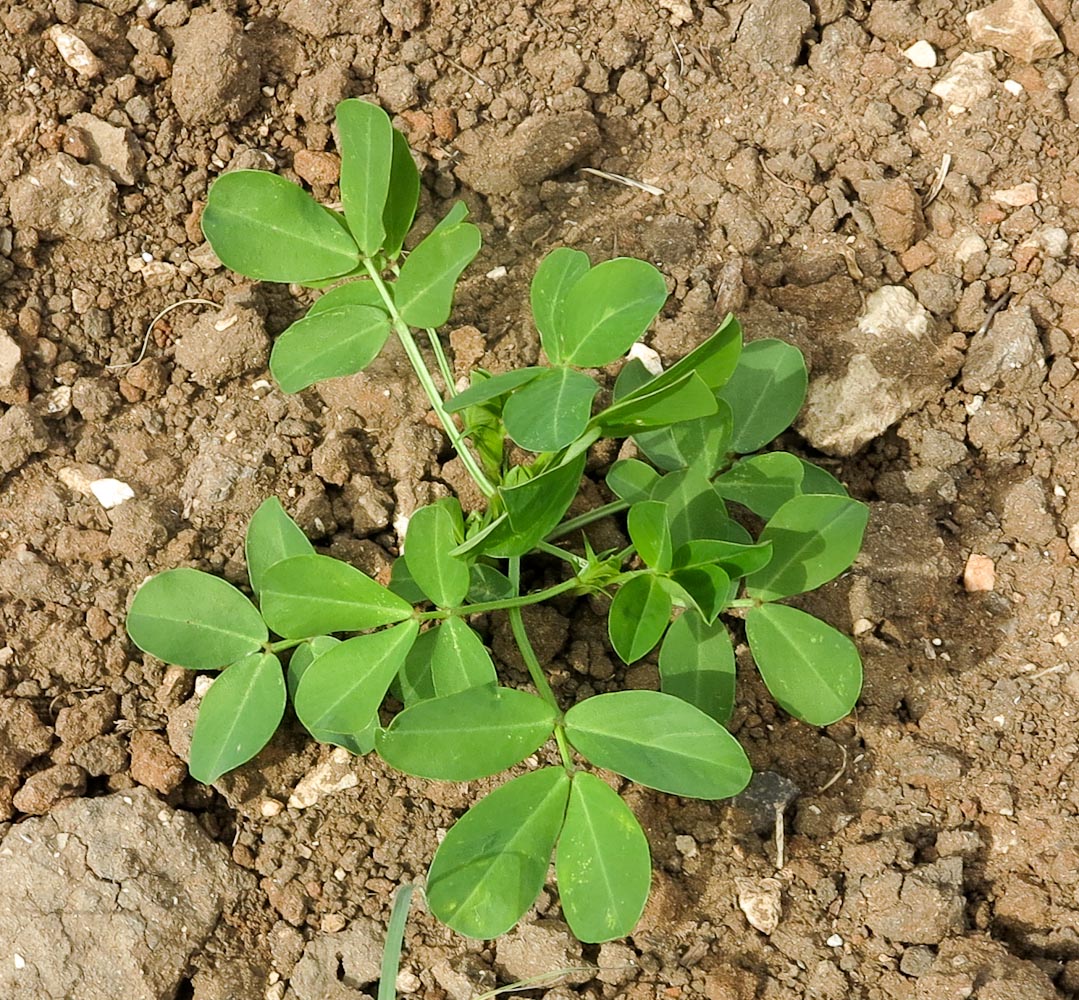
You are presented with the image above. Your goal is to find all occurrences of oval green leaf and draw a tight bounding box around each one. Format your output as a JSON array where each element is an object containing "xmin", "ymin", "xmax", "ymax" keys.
[
  {"xmin": 260, "ymin": 554, "xmax": 412, "ymax": 638},
  {"xmin": 563, "ymin": 690, "xmax": 752, "ymax": 799},
  {"xmin": 648, "ymin": 467, "xmax": 731, "ymax": 549},
  {"xmin": 606, "ymin": 459, "xmax": 659, "ymax": 503},
  {"xmin": 799, "ymin": 459, "xmax": 849, "ymax": 496},
  {"xmin": 189, "ymin": 652, "xmax": 285, "ymax": 783},
  {"xmin": 337, "ymin": 98, "xmax": 393, "ymax": 256},
  {"xmin": 714, "ymin": 452, "xmax": 805, "ymax": 519},
  {"xmin": 288, "ymin": 637, "xmax": 375, "ymax": 752},
  {"xmin": 429, "ymin": 616, "xmax": 498, "ymax": 696},
  {"xmin": 659, "ymin": 612, "xmax": 736, "ymax": 724},
  {"xmin": 271, "ymin": 305, "xmax": 392, "ymax": 393},
  {"xmin": 664, "ymin": 564, "xmax": 730, "ymax": 622},
  {"xmin": 376, "ymin": 685, "xmax": 556, "ymax": 780},
  {"xmin": 627, "ymin": 500, "xmax": 672, "ymax": 571},
  {"xmin": 746, "ymin": 603, "xmax": 862, "ymax": 726},
  {"xmin": 201, "ymin": 170, "xmax": 360, "ymax": 283},
  {"xmin": 444, "ymin": 367, "xmax": 547, "ymax": 414},
  {"xmin": 558, "ymin": 258, "xmax": 668, "ymax": 368},
  {"xmin": 294, "ymin": 620, "xmax": 419, "ymax": 734},
  {"xmin": 608, "ymin": 574, "xmax": 672, "ymax": 664},
  {"xmin": 383, "ymin": 127, "xmax": 421, "ymax": 259},
  {"xmin": 718, "ymin": 339, "xmax": 808, "ymax": 454},
  {"xmin": 426, "ymin": 768, "xmax": 570, "ymax": 938},
  {"xmin": 635, "ymin": 399, "xmax": 733, "ymax": 475},
  {"xmin": 595, "ymin": 370, "xmax": 718, "ymax": 438},
  {"xmin": 531, "ymin": 247, "xmax": 591, "ymax": 364},
  {"xmin": 745, "ymin": 494, "xmax": 869, "ymax": 602},
  {"xmin": 308, "ymin": 279, "xmax": 387, "ymax": 316},
  {"xmin": 403, "ymin": 500, "xmax": 470, "ymax": 608},
  {"xmin": 503, "ymin": 367, "xmax": 598, "ymax": 452},
  {"xmin": 557, "ymin": 772, "xmax": 651, "ymax": 942},
  {"xmin": 395, "ymin": 221, "xmax": 482, "ymax": 328},
  {"xmin": 246, "ymin": 497, "xmax": 315, "ymax": 597},
  {"xmin": 127, "ymin": 568, "xmax": 267, "ymax": 670}
]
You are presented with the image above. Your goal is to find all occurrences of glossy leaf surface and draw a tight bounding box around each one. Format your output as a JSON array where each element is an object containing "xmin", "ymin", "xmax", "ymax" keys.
[
  {"xmin": 337, "ymin": 98, "xmax": 393, "ymax": 255},
  {"xmin": 246, "ymin": 497, "xmax": 315, "ymax": 597},
  {"xmin": 608, "ymin": 574, "xmax": 672, "ymax": 664},
  {"xmin": 659, "ymin": 612, "xmax": 736, "ymax": 724},
  {"xmin": 531, "ymin": 247, "xmax": 591, "ymax": 363},
  {"xmin": 503, "ymin": 367, "xmax": 598, "ymax": 452},
  {"xmin": 270, "ymin": 305, "xmax": 391, "ymax": 393},
  {"xmin": 395, "ymin": 220, "xmax": 481, "ymax": 327}
]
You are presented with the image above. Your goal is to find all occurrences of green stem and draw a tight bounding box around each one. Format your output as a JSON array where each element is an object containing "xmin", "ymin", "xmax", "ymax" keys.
[
  {"xmin": 414, "ymin": 575, "xmax": 581, "ymax": 621},
  {"xmin": 546, "ymin": 500, "xmax": 629, "ymax": 541},
  {"xmin": 266, "ymin": 638, "xmax": 306, "ymax": 653},
  {"xmin": 426, "ymin": 327, "xmax": 457, "ymax": 396},
  {"xmin": 363, "ymin": 260, "xmax": 496, "ymax": 498},
  {"xmin": 535, "ymin": 539, "xmax": 588, "ymax": 572},
  {"xmin": 727, "ymin": 598, "xmax": 759, "ymax": 608}
]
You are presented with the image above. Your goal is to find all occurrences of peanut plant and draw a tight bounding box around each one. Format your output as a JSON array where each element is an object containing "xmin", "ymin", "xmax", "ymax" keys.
[{"xmin": 126, "ymin": 100, "xmax": 868, "ymax": 943}]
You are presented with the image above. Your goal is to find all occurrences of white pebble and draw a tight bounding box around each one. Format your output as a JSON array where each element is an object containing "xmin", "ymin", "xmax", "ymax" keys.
[
  {"xmin": 46, "ymin": 25, "xmax": 104, "ymax": 79},
  {"xmin": 826, "ymin": 934, "xmax": 844, "ymax": 948},
  {"xmin": 628, "ymin": 341, "xmax": 663, "ymax": 376},
  {"xmin": 1003, "ymin": 79, "xmax": 1024, "ymax": 96},
  {"xmin": 903, "ymin": 40, "xmax": 937, "ymax": 68},
  {"xmin": 90, "ymin": 478, "xmax": 135, "ymax": 510}
]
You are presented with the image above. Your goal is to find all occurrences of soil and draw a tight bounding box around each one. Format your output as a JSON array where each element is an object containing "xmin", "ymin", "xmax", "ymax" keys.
[{"xmin": 3, "ymin": 0, "xmax": 1079, "ymax": 997}]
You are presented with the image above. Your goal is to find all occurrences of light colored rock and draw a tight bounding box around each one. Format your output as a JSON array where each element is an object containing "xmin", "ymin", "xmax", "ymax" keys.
[
  {"xmin": 737, "ymin": 876, "xmax": 783, "ymax": 935},
  {"xmin": 288, "ymin": 746, "xmax": 358, "ymax": 809},
  {"xmin": 46, "ymin": 25, "xmax": 104, "ymax": 78},
  {"xmin": 963, "ymin": 553, "xmax": 996, "ymax": 591},
  {"xmin": 496, "ymin": 920, "xmax": 593, "ymax": 986},
  {"xmin": 961, "ymin": 305, "xmax": 1042, "ymax": 393},
  {"xmin": 67, "ymin": 113, "xmax": 145, "ymax": 185},
  {"xmin": 991, "ymin": 181, "xmax": 1038, "ymax": 206},
  {"xmin": 967, "ymin": 0, "xmax": 1062, "ymax": 63},
  {"xmin": 0, "ymin": 331, "xmax": 27, "ymax": 402},
  {"xmin": 0, "ymin": 789, "xmax": 253, "ymax": 1000},
  {"xmin": 903, "ymin": 40, "xmax": 937, "ymax": 68},
  {"xmin": 8, "ymin": 154, "xmax": 118, "ymax": 242},
  {"xmin": 799, "ymin": 287, "xmax": 941, "ymax": 456},
  {"xmin": 287, "ymin": 919, "xmax": 383, "ymax": 1000},
  {"xmin": 931, "ymin": 51, "xmax": 997, "ymax": 112}
]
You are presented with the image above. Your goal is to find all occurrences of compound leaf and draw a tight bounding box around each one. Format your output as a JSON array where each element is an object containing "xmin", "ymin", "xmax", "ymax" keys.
[
  {"xmin": 246, "ymin": 497, "xmax": 315, "ymax": 597},
  {"xmin": 127, "ymin": 568, "xmax": 266, "ymax": 671},
  {"xmin": 427, "ymin": 768, "xmax": 570, "ymax": 938},
  {"xmin": 531, "ymin": 247, "xmax": 591, "ymax": 364},
  {"xmin": 503, "ymin": 367, "xmax": 598, "ymax": 452},
  {"xmin": 260, "ymin": 554, "xmax": 412, "ymax": 637},
  {"xmin": 294, "ymin": 621, "xmax": 419, "ymax": 735},
  {"xmin": 202, "ymin": 170, "xmax": 359, "ymax": 283},
  {"xmin": 608, "ymin": 574, "xmax": 672, "ymax": 664},
  {"xmin": 557, "ymin": 772, "xmax": 651, "ymax": 943},
  {"xmin": 745, "ymin": 495, "xmax": 869, "ymax": 601},
  {"xmin": 746, "ymin": 603, "xmax": 862, "ymax": 726},
  {"xmin": 189, "ymin": 652, "xmax": 285, "ymax": 783},
  {"xmin": 714, "ymin": 452, "xmax": 805, "ymax": 519},
  {"xmin": 404, "ymin": 500, "xmax": 470, "ymax": 608},
  {"xmin": 718, "ymin": 339, "xmax": 807, "ymax": 454},
  {"xmin": 395, "ymin": 220, "xmax": 481, "ymax": 327},
  {"xmin": 563, "ymin": 691, "xmax": 751, "ymax": 799},
  {"xmin": 659, "ymin": 612, "xmax": 736, "ymax": 724},
  {"xmin": 376, "ymin": 685, "xmax": 556, "ymax": 780},
  {"xmin": 270, "ymin": 305, "xmax": 391, "ymax": 393},
  {"xmin": 558, "ymin": 259, "xmax": 668, "ymax": 368},
  {"xmin": 337, "ymin": 98, "xmax": 393, "ymax": 256}
]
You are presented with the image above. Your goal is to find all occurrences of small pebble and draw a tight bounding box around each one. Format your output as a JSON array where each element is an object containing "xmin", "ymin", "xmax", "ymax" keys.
[
  {"xmin": 826, "ymin": 934, "xmax": 844, "ymax": 948},
  {"xmin": 903, "ymin": 40, "xmax": 937, "ymax": 68},
  {"xmin": 963, "ymin": 553, "xmax": 996, "ymax": 592},
  {"xmin": 47, "ymin": 25, "xmax": 104, "ymax": 78},
  {"xmin": 991, "ymin": 182, "xmax": 1038, "ymax": 207}
]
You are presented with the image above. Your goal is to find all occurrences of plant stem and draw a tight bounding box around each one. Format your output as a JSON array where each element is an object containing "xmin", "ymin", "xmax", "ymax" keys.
[
  {"xmin": 414, "ymin": 575, "xmax": 581, "ymax": 621},
  {"xmin": 266, "ymin": 638, "xmax": 306, "ymax": 653},
  {"xmin": 726, "ymin": 598, "xmax": 759, "ymax": 608},
  {"xmin": 535, "ymin": 539, "xmax": 588, "ymax": 572},
  {"xmin": 363, "ymin": 260, "xmax": 496, "ymax": 498},
  {"xmin": 546, "ymin": 500, "xmax": 629, "ymax": 541},
  {"xmin": 426, "ymin": 327, "xmax": 457, "ymax": 395}
]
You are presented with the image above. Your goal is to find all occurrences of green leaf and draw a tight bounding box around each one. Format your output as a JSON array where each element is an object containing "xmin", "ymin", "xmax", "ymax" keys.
[
  {"xmin": 659, "ymin": 612, "xmax": 736, "ymax": 724},
  {"xmin": 404, "ymin": 500, "xmax": 470, "ymax": 608},
  {"xmin": 444, "ymin": 367, "xmax": 547, "ymax": 413},
  {"xmin": 431, "ymin": 200, "xmax": 469, "ymax": 233},
  {"xmin": 382, "ymin": 127, "xmax": 420, "ymax": 259},
  {"xmin": 642, "ymin": 314, "xmax": 743, "ymax": 393},
  {"xmin": 557, "ymin": 772, "xmax": 651, "ymax": 943},
  {"xmin": 246, "ymin": 497, "xmax": 315, "ymax": 597},
  {"xmin": 127, "ymin": 568, "xmax": 267, "ymax": 670},
  {"xmin": 635, "ymin": 400, "xmax": 733, "ymax": 475},
  {"xmin": 608, "ymin": 574, "xmax": 672, "ymax": 664},
  {"xmin": 503, "ymin": 367, "xmax": 598, "ymax": 452},
  {"xmin": 563, "ymin": 691, "xmax": 752, "ymax": 799},
  {"xmin": 288, "ymin": 637, "xmax": 376, "ymax": 753},
  {"xmin": 427, "ymin": 768, "xmax": 570, "ymax": 938},
  {"xmin": 287, "ymin": 635, "xmax": 340, "ymax": 699},
  {"xmin": 388, "ymin": 557, "xmax": 427, "ymax": 605},
  {"xmin": 648, "ymin": 467, "xmax": 731, "ymax": 549},
  {"xmin": 606, "ymin": 459, "xmax": 659, "ymax": 503},
  {"xmin": 395, "ymin": 220, "xmax": 482, "ymax": 327},
  {"xmin": 376, "ymin": 685, "xmax": 556, "ymax": 780},
  {"xmin": 627, "ymin": 500, "xmax": 672, "ymax": 571},
  {"xmin": 664, "ymin": 564, "xmax": 730, "ymax": 622},
  {"xmin": 531, "ymin": 247, "xmax": 591, "ymax": 364},
  {"xmin": 260, "ymin": 555, "xmax": 412, "ymax": 637},
  {"xmin": 336, "ymin": 98, "xmax": 393, "ymax": 256},
  {"xmin": 189, "ymin": 652, "xmax": 285, "ymax": 783},
  {"xmin": 799, "ymin": 459, "xmax": 849, "ymax": 496},
  {"xmin": 397, "ymin": 627, "xmax": 438, "ymax": 706},
  {"xmin": 559, "ymin": 259, "xmax": 669, "ymax": 367},
  {"xmin": 714, "ymin": 452, "xmax": 805, "ymax": 519},
  {"xmin": 483, "ymin": 451, "xmax": 587, "ymax": 558},
  {"xmin": 429, "ymin": 617, "xmax": 498, "ymax": 696},
  {"xmin": 468, "ymin": 563, "xmax": 515, "ymax": 602},
  {"xmin": 201, "ymin": 170, "xmax": 360, "ymax": 283},
  {"xmin": 746, "ymin": 604, "xmax": 862, "ymax": 726},
  {"xmin": 308, "ymin": 279, "xmax": 387, "ymax": 316},
  {"xmin": 595, "ymin": 371, "xmax": 718, "ymax": 438},
  {"xmin": 745, "ymin": 495, "xmax": 869, "ymax": 601},
  {"xmin": 673, "ymin": 538, "xmax": 773, "ymax": 579},
  {"xmin": 270, "ymin": 305, "xmax": 392, "ymax": 393},
  {"xmin": 294, "ymin": 621, "xmax": 419, "ymax": 734},
  {"xmin": 718, "ymin": 339, "xmax": 808, "ymax": 454}
]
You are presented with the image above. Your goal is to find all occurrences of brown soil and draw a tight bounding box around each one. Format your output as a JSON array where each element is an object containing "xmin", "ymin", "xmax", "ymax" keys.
[{"xmin": 3, "ymin": 0, "xmax": 1079, "ymax": 997}]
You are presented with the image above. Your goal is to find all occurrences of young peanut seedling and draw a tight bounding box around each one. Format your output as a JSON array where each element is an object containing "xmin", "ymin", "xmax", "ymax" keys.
[{"xmin": 126, "ymin": 100, "xmax": 868, "ymax": 943}]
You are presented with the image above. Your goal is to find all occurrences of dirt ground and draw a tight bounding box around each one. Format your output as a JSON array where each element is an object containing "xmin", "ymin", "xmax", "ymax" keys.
[{"xmin": 3, "ymin": 0, "xmax": 1079, "ymax": 997}]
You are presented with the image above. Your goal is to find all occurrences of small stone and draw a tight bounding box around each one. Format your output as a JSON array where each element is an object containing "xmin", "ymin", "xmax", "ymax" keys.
[
  {"xmin": 858, "ymin": 177, "xmax": 925, "ymax": 252},
  {"xmin": 961, "ymin": 305, "xmax": 1042, "ymax": 393},
  {"xmin": 171, "ymin": 11, "xmax": 261, "ymax": 125},
  {"xmin": 67, "ymin": 113, "xmax": 145, "ymax": 185},
  {"xmin": 12, "ymin": 764, "xmax": 87, "ymax": 815},
  {"xmin": 826, "ymin": 934, "xmax": 844, "ymax": 947},
  {"xmin": 129, "ymin": 730, "xmax": 187, "ymax": 794},
  {"xmin": 736, "ymin": 877, "xmax": 783, "ymax": 935},
  {"xmin": 931, "ymin": 51, "xmax": 997, "ymax": 112},
  {"xmin": 56, "ymin": 691, "xmax": 119, "ymax": 745},
  {"xmin": 0, "ymin": 331, "xmax": 27, "ymax": 403},
  {"xmin": 967, "ymin": 0, "xmax": 1063, "ymax": 63},
  {"xmin": 963, "ymin": 553, "xmax": 996, "ymax": 592},
  {"xmin": 293, "ymin": 149, "xmax": 340, "ymax": 186},
  {"xmin": 288, "ymin": 747, "xmax": 358, "ymax": 809},
  {"xmin": 991, "ymin": 181, "xmax": 1038, "ymax": 206},
  {"xmin": 174, "ymin": 292, "xmax": 270, "ymax": 388},
  {"xmin": 733, "ymin": 771, "xmax": 800, "ymax": 836},
  {"xmin": 47, "ymin": 25, "xmax": 105, "ymax": 78},
  {"xmin": 90, "ymin": 478, "xmax": 136, "ymax": 509},
  {"xmin": 8, "ymin": 154, "xmax": 118, "ymax": 242},
  {"xmin": 733, "ymin": 0, "xmax": 813, "ymax": 69},
  {"xmin": 377, "ymin": 64, "xmax": 420, "ymax": 112},
  {"xmin": 903, "ymin": 40, "xmax": 937, "ymax": 68},
  {"xmin": 496, "ymin": 920, "xmax": 593, "ymax": 986}
]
